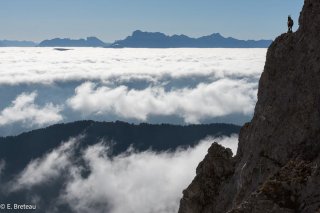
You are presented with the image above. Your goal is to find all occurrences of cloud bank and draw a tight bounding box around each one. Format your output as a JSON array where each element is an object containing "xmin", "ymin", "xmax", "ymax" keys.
[
  {"xmin": 0, "ymin": 48, "xmax": 266, "ymax": 134},
  {"xmin": 67, "ymin": 79, "xmax": 256, "ymax": 123},
  {"xmin": 0, "ymin": 92, "xmax": 63, "ymax": 127},
  {"xmin": 0, "ymin": 48, "xmax": 266, "ymax": 85},
  {"xmin": 10, "ymin": 135, "xmax": 238, "ymax": 213},
  {"xmin": 11, "ymin": 138, "xmax": 77, "ymax": 191}
]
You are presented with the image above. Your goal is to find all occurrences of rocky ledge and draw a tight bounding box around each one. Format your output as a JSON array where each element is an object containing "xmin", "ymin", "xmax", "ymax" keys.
[{"xmin": 179, "ymin": 0, "xmax": 320, "ymax": 212}]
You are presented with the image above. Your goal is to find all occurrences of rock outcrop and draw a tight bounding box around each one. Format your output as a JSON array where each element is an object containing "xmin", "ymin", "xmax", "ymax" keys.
[{"xmin": 179, "ymin": 1, "xmax": 320, "ymax": 212}]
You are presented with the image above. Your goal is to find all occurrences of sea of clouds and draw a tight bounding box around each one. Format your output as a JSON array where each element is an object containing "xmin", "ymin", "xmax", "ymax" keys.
[
  {"xmin": 0, "ymin": 48, "xmax": 266, "ymax": 135},
  {"xmin": 3, "ymin": 135, "xmax": 238, "ymax": 213},
  {"xmin": 0, "ymin": 48, "xmax": 265, "ymax": 212}
]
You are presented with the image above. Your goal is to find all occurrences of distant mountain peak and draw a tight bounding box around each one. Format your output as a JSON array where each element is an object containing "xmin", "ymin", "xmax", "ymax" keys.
[
  {"xmin": 87, "ymin": 36, "xmax": 103, "ymax": 41},
  {"xmin": 38, "ymin": 36, "xmax": 107, "ymax": 47},
  {"xmin": 110, "ymin": 30, "xmax": 272, "ymax": 48},
  {"xmin": 130, "ymin": 30, "xmax": 167, "ymax": 39},
  {"xmin": 210, "ymin": 33, "xmax": 223, "ymax": 37},
  {"xmin": 132, "ymin": 30, "xmax": 144, "ymax": 35}
]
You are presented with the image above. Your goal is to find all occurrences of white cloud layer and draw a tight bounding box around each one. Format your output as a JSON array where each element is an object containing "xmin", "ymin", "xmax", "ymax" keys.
[
  {"xmin": 11, "ymin": 135, "xmax": 239, "ymax": 213},
  {"xmin": 67, "ymin": 80, "xmax": 256, "ymax": 123},
  {"xmin": 0, "ymin": 48, "xmax": 266, "ymax": 85},
  {"xmin": 0, "ymin": 92, "xmax": 63, "ymax": 127},
  {"xmin": 11, "ymin": 138, "xmax": 77, "ymax": 191},
  {"xmin": 0, "ymin": 48, "xmax": 266, "ymax": 133}
]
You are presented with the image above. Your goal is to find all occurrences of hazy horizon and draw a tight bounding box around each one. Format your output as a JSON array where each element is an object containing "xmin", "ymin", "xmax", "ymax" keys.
[
  {"xmin": 1, "ymin": 30, "xmax": 273, "ymax": 44},
  {"xmin": 0, "ymin": 1, "xmax": 303, "ymax": 43}
]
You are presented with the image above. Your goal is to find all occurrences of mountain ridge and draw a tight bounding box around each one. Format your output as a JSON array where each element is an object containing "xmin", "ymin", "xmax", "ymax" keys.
[
  {"xmin": 1, "ymin": 32, "xmax": 272, "ymax": 48},
  {"xmin": 110, "ymin": 30, "xmax": 272, "ymax": 48},
  {"xmin": 0, "ymin": 120, "xmax": 240, "ymax": 177},
  {"xmin": 38, "ymin": 36, "xmax": 107, "ymax": 47},
  {"xmin": 0, "ymin": 120, "xmax": 240, "ymax": 212}
]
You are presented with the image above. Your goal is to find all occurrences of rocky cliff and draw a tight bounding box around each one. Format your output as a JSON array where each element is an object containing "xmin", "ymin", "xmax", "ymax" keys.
[{"xmin": 179, "ymin": 1, "xmax": 320, "ymax": 212}]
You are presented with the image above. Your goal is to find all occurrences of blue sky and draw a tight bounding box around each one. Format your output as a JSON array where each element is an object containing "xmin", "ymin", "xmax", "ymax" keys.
[{"xmin": 0, "ymin": 0, "xmax": 303, "ymax": 42}]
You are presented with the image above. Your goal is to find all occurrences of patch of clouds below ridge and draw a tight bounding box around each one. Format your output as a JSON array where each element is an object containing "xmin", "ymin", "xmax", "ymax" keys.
[{"xmin": 7, "ymin": 135, "xmax": 238, "ymax": 213}]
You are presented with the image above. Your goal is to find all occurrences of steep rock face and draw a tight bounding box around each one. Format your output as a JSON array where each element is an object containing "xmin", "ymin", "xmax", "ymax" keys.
[
  {"xmin": 179, "ymin": 0, "xmax": 320, "ymax": 212},
  {"xmin": 179, "ymin": 143, "xmax": 235, "ymax": 213}
]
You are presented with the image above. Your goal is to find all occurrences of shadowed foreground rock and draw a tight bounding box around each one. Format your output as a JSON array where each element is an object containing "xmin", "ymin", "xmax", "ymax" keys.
[{"xmin": 179, "ymin": 0, "xmax": 320, "ymax": 212}]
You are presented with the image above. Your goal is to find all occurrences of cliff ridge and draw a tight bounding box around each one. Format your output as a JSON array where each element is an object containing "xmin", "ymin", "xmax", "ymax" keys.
[{"xmin": 179, "ymin": 1, "xmax": 320, "ymax": 212}]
